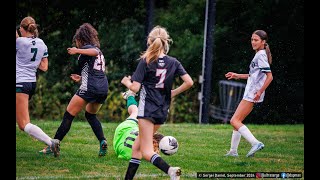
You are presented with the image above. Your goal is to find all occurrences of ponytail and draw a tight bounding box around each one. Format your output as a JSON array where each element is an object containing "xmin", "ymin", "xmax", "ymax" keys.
[
  {"xmin": 265, "ymin": 43, "xmax": 272, "ymax": 65},
  {"xmin": 140, "ymin": 26, "xmax": 172, "ymax": 64}
]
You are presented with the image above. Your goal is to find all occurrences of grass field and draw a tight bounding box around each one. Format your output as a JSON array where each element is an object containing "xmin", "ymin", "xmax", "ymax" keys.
[{"xmin": 16, "ymin": 120, "xmax": 304, "ymax": 179}]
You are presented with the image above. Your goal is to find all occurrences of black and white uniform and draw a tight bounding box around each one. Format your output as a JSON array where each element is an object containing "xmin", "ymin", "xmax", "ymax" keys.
[
  {"xmin": 75, "ymin": 45, "xmax": 108, "ymax": 104},
  {"xmin": 132, "ymin": 56, "xmax": 187, "ymax": 124},
  {"xmin": 16, "ymin": 37, "xmax": 48, "ymax": 98}
]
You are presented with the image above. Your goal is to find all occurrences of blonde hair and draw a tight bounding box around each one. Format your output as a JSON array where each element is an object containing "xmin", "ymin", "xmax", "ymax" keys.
[
  {"xmin": 20, "ymin": 16, "xmax": 39, "ymax": 37},
  {"xmin": 141, "ymin": 26, "xmax": 172, "ymax": 64}
]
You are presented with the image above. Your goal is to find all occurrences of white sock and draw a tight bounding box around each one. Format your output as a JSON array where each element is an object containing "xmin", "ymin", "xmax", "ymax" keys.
[
  {"xmin": 230, "ymin": 130, "xmax": 241, "ymax": 152},
  {"xmin": 24, "ymin": 123, "xmax": 52, "ymax": 146},
  {"xmin": 238, "ymin": 125, "xmax": 259, "ymax": 146}
]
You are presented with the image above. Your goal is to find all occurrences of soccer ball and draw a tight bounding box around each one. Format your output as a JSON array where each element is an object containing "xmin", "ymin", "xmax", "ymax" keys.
[{"xmin": 159, "ymin": 136, "xmax": 179, "ymax": 155}]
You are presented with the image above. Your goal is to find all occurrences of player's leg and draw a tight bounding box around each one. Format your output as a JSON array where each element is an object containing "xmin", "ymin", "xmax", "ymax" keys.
[
  {"xmin": 127, "ymin": 96, "xmax": 138, "ymax": 119},
  {"xmin": 17, "ymin": 83, "xmax": 60, "ymax": 157},
  {"xmin": 16, "ymin": 93, "xmax": 53, "ymax": 146},
  {"xmin": 53, "ymin": 94, "xmax": 85, "ymax": 141},
  {"xmin": 86, "ymin": 101, "xmax": 107, "ymax": 156},
  {"xmin": 225, "ymin": 128, "xmax": 241, "ymax": 157},
  {"xmin": 140, "ymin": 120, "xmax": 181, "ymax": 179},
  {"xmin": 230, "ymin": 100, "xmax": 264, "ymax": 157},
  {"xmin": 125, "ymin": 133, "xmax": 142, "ymax": 180}
]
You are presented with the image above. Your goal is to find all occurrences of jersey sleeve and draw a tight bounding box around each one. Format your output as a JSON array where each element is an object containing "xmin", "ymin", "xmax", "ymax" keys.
[
  {"xmin": 16, "ymin": 38, "xmax": 23, "ymax": 51},
  {"xmin": 43, "ymin": 44, "xmax": 48, "ymax": 58},
  {"xmin": 175, "ymin": 60, "xmax": 187, "ymax": 76},
  {"xmin": 257, "ymin": 54, "xmax": 271, "ymax": 73},
  {"xmin": 131, "ymin": 59, "xmax": 147, "ymax": 83}
]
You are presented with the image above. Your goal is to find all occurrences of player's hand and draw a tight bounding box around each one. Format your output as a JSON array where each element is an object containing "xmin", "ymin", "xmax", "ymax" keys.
[
  {"xmin": 67, "ymin": 47, "xmax": 78, "ymax": 55},
  {"xmin": 70, "ymin": 74, "xmax": 81, "ymax": 82},
  {"xmin": 225, "ymin": 72, "xmax": 238, "ymax": 80},
  {"xmin": 121, "ymin": 76, "xmax": 131, "ymax": 85},
  {"xmin": 171, "ymin": 89, "xmax": 176, "ymax": 98},
  {"xmin": 253, "ymin": 90, "xmax": 262, "ymax": 102}
]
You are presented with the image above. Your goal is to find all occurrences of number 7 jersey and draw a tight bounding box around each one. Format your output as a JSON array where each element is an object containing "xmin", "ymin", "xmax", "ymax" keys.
[{"xmin": 16, "ymin": 37, "xmax": 48, "ymax": 83}]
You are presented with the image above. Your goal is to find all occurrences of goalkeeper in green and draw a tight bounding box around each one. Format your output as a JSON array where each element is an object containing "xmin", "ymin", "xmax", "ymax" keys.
[{"xmin": 113, "ymin": 90, "xmax": 164, "ymax": 160}]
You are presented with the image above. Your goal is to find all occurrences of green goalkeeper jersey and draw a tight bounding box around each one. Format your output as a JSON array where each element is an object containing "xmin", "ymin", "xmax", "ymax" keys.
[{"xmin": 113, "ymin": 118, "xmax": 139, "ymax": 160}]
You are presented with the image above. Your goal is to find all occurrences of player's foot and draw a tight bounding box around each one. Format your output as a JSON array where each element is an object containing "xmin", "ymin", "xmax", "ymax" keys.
[
  {"xmin": 246, "ymin": 142, "xmax": 264, "ymax": 157},
  {"xmin": 50, "ymin": 139, "xmax": 61, "ymax": 157},
  {"xmin": 122, "ymin": 90, "xmax": 136, "ymax": 100},
  {"xmin": 168, "ymin": 167, "xmax": 181, "ymax": 180},
  {"xmin": 224, "ymin": 150, "xmax": 239, "ymax": 157},
  {"xmin": 39, "ymin": 146, "xmax": 53, "ymax": 155},
  {"xmin": 99, "ymin": 140, "xmax": 108, "ymax": 157}
]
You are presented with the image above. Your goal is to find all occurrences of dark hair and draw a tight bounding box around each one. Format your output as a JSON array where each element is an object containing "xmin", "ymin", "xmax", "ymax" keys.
[
  {"xmin": 20, "ymin": 16, "xmax": 39, "ymax": 37},
  {"xmin": 74, "ymin": 23, "xmax": 100, "ymax": 48},
  {"xmin": 253, "ymin": 30, "xmax": 272, "ymax": 64},
  {"xmin": 153, "ymin": 132, "xmax": 164, "ymax": 154}
]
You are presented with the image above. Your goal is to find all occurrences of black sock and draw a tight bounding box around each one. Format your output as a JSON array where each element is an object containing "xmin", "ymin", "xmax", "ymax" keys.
[
  {"xmin": 125, "ymin": 158, "xmax": 141, "ymax": 180},
  {"xmin": 85, "ymin": 111, "xmax": 106, "ymax": 142},
  {"xmin": 150, "ymin": 154, "xmax": 170, "ymax": 174},
  {"xmin": 54, "ymin": 111, "xmax": 75, "ymax": 141}
]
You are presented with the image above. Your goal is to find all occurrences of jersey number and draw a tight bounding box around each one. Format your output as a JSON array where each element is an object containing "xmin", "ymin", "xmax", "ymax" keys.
[
  {"xmin": 30, "ymin": 48, "xmax": 38, "ymax": 61},
  {"xmin": 155, "ymin": 69, "xmax": 167, "ymax": 88},
  {"xmin": 93, "ymin": 53, "xmax": 105, "ymax": 71},
  {"xmin": 124, "ymin": 130, "xmax": 138, "ymax": 149}
]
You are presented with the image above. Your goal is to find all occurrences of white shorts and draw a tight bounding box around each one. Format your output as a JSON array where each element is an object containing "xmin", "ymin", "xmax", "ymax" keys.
[{"xmin": 243, "ymin": 87, "xmax": 265, "ymax": 103}]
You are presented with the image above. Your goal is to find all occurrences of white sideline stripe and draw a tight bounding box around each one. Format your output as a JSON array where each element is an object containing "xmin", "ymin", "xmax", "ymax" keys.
[{"xmin": 17, "ymin": 173, "xmax": 197, "ymax": 179}]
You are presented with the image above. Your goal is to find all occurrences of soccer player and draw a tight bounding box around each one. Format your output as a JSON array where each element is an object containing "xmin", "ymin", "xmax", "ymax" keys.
[
  {"xmin": 16, "ymin": 16, "xmax": 60, "ymax": 157},
  {"xmin": 121, "ymin": 25, "xmax": 194, "ymax": 180},
  {"xmin": 39, "ymin": 23, "xmax": 108, "ymax": 157},
  {"xmin": 113, "ymin": 90, "xmax": 164, "ymax": 160},
  {"xmin": 224, "ymin": 30, "xmax": 273, "ymax": 157}
]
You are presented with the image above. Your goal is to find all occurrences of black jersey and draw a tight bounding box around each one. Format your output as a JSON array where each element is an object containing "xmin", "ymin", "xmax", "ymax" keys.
[
  {"xmin": 78, "ymin": 45, "xmax": 108, "ymax": 94},
  {"xmin": 131, "ymin": 55, "xmax": 187, "ymax": 123}
]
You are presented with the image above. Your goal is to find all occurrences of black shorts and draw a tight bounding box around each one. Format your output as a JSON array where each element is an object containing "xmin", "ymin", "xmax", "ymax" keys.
[
  {"xmin": 76, "ymin": 89, "xmax": 108, "ymax": 104},
  {"xmin": 16, "ymin": 82, "xmax": 36, "ymax": 99}
]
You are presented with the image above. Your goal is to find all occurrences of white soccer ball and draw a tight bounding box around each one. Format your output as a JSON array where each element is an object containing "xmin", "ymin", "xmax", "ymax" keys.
[{"xmin": 159, "ymin": 136, "xmax": 179, "ymax": 155}]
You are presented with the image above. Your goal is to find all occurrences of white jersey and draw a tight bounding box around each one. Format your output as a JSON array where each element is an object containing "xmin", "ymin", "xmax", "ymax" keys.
[
  {"xmin": 243, "ymin": 49, "xmax": 271, "ymax": 102},
  {"xmin": 16, "ymin": 37, "xmax": 48, "ymax": 83}
]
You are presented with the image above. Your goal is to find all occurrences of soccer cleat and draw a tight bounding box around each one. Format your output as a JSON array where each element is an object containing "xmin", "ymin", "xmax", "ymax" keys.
[
  {"xmin": 50, "ymin": 139, "xmax": 61, "ymax": 157},
  {"xmin": 224, "ymin": 150, "xmax": 239, "ymax": 157},
  {"xmin": 246, "ymin": 142, "xmax": 264, "ymax": 157},
  {"xmin": 39, "ymin": 146, "xmax": 53, "ymax": 155},
  {"xmin": 99, "ymin": 140, "xmax": 108, "ymax": 157},
  {"xmin": 168, "ymin": 167, "xmax": 181, "ymax": 180},
  {"xmin": 121, "ymin": 90, "xmax": 136, "ymax": 100}
]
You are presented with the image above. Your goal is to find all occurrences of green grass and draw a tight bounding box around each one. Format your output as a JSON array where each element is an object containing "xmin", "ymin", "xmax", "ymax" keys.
[{"xmin": 16, "ymin": 121, "xmax": 304, "ymax": 179}]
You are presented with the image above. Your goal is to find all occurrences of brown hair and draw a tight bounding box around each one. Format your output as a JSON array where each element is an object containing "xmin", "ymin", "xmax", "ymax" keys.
[
  {"xmin": 153, "ymin": 132, "xmax": 164, "ymax": 154},
  {"xmin": 20, "ymin": 16, "xmax": 39, "ymax": 37},
  {"xmin": 140, "ymin": 25, "xmax": 172, "ymax": 64},
  {"xmin": 74, "ymin": 23, "xmax": 100, "ymax": 48},
  {"xmin": 253, "ymin": 30, "xmax": 272, "ymax": 64}
]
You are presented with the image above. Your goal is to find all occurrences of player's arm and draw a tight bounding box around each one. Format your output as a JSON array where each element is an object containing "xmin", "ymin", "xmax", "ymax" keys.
[
  {"xmin": 253, "ymin": 72, "xmax": 273, "ymax": 102},
  {"xmin": 38, "ymin": 58, "xmax": 48, "ymax": 72},
  {"xmin": 171, "ymin": 74, "xmax": 194, "ymax": 98},
  {"xmin": 67, "ymin": 47, "xmax": 98, "ymax": 56},
  {"xmin": 121, "ymin": 76, "xmax": 141, "ymax": 93},
  {"xmin": 225, "ymin": 72, "xmax": 249, "ymax": 80}
]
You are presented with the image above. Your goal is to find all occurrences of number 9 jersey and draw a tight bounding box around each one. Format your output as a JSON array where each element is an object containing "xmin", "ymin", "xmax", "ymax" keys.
[{"xmin": 16, "ymin": 37, "xmax": 48, "ymax": 83}]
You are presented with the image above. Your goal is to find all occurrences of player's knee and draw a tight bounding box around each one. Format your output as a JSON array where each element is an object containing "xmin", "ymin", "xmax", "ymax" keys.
[
  {"xmin": 141, "ymin": 150, "xmax": 154, "ymax": 160},
  {"xmin": 85, "ymin": 111, "xmax": 96, "ymax": 121},
  {"xmin": 230, "ymin": 118, "xmax": 239, "ymax": 127}
]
